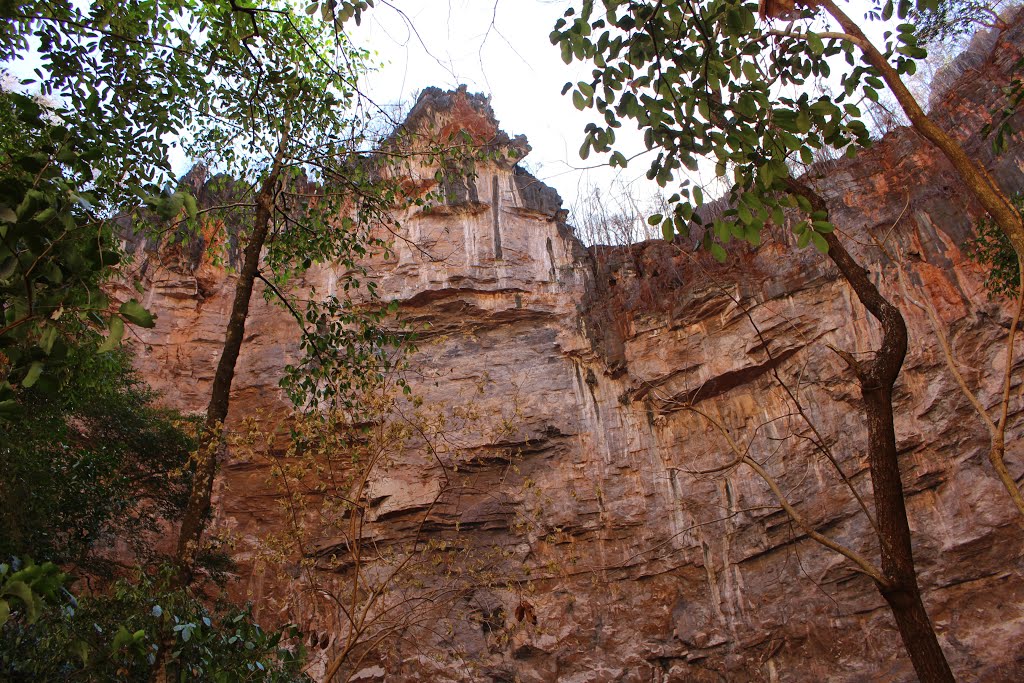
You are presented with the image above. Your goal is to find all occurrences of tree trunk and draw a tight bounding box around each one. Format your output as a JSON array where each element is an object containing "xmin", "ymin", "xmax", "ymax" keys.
[
  {"xmin": 173, "ymin": 132, "xmax": 290, "ymax": 585},
  {"xmin": 790, "ymin": 179, "xmax": 955, "ymax": 682}
]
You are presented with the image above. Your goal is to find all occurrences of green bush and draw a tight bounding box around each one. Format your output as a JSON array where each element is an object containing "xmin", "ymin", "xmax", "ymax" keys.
[
  {"xmin": 0, "ymin": 565, "xmax": 309, "ymax": 682},
  {"xmin": 967, "ymin": 197, "xmax": 1023, "ymax": 300},
  {"xmin": 0, "ymin": 347, "xmax": 195, "ymax": 574}
]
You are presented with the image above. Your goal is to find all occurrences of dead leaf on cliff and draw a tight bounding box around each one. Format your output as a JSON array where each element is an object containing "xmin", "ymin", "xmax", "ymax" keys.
[{"xmin": 515, "ymin": 599, "xmax": 537, "ymax": 625}]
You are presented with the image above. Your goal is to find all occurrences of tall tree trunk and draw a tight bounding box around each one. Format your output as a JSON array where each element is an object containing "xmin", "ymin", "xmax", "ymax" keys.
[
  {"xmin": 790, "ymin": 179, "xmax": 956, "ymax": 682},
  {"xmin": 173, "ymin": 131, "xmax": 290, "ymax": 585}
]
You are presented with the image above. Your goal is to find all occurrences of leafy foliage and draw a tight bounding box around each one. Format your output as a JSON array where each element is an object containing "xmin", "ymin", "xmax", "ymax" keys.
[
  {"xmin": 967, "ymin": 194, "xmax": 1023, "ymax": 298},
  {"xmin": 0, "ymin": 0, "xmax": 385, "ymax": 410},
  {"xmin": 910, "ymin": 0, "xmax": 1005, "ymax": 45},
  {"xmin": 0, "ymin": 88, "xmax": 157, "ymax": 411},
  {"xmin": 0, "ymin": 567, "xmax": 308, "ymax": 682},
  {"xmin": 982, "ymin": 52, "xmax": 1024, "ymax": 155},
  {"xmin": 549, "ymin": 0, "xmax": 938, "ymax": 258},
  {"xmin": 0, "ymin": 346, "xmax": 195, "ymax": 572},
  {"xmin": 0, "ymin": 0, "xmax": 374, "ymax": 203},
  {"xmin": 0, "ymin": 558, "xmax": 66, "ymax": 630},
  {"xmin": 126, "ymin": 1, "xmax": 414, "ymax": 416}
]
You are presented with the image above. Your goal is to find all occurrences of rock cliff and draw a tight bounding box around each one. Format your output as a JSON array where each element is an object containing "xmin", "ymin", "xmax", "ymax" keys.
[{"xmin": 126, "ymin": 22, "xmax": 1024, "ymax": 683}]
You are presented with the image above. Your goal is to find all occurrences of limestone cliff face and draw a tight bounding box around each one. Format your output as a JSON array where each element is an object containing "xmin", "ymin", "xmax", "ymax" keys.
[{"xmin": 127, "ymin": 25, "xmax": 1024, "ymax": 683}]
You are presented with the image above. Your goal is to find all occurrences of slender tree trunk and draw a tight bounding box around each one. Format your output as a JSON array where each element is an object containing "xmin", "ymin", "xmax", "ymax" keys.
[
  {"xmin": 817, "ymin": 0, "xmax": 1024, "ymax": 265},
  {"xmin": 790, "ymin": 179, "xmax": 955, "ymax": 682},
  {"xmin": 173, "ymin": 130, "xmax": 290, "ymax": 585}
]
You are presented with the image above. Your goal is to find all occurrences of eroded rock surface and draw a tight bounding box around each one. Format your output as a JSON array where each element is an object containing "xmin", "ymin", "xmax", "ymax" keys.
[{"xmin": 126, "ymin": 26, "xmax": 1024, "ymax": 683}]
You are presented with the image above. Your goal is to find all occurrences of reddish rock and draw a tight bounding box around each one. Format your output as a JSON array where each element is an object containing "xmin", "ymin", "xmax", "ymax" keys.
[{"xmin": 125, "ymin": 21, "xmax": 1024, "ymax": 682}]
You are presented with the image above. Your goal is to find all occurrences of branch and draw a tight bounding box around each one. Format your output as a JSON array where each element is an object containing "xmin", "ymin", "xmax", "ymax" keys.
[
  {"xmin": 683, "ymin": 405, "xmax": 886, "ymax": 585},
  {"xmin": 766, "ymin": 29, "xmax": 868, "ymax": 50}
]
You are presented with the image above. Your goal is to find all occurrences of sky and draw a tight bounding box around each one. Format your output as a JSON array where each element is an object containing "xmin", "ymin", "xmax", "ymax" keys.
[{"xmin": 1, "ymin": 0, "xmax": 637, "ymax": 214}]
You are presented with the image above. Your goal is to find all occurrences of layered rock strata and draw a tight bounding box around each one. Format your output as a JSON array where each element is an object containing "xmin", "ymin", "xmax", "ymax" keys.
[{"xmin": 126, "ymin": 23, "xmax": 1024, "ymax": 683}]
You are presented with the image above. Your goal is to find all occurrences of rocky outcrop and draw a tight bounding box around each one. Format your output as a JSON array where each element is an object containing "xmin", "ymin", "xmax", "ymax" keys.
[{"xmin": 126, "ymin": 26, "xmax": 1024, "ymax": 683}]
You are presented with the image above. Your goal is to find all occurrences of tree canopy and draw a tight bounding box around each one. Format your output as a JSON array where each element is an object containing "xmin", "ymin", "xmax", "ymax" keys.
[{"xmin": 551, "ymin": 0, "xmax": 1023, "ymax": 263}]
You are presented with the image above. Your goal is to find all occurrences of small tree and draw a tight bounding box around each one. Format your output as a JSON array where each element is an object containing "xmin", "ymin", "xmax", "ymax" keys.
[{"xmin": 225, "ymin": 358, "xmax": 530, "ymax": 682}]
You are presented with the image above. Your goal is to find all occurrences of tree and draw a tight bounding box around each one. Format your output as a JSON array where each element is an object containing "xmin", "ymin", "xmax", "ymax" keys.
[
  {"xmin": 160, "ymin": 3, "xmax": 438, "ymax": 584},
  {"xmin": 0, "ymin": 86, "xmax": 159, "ymax": 415},
  {"xmin": 552, "ymin": 0, "xmax": 1023, "ymax": 264},
  {"xmin": 0, "ymin": 346, "xmax": 195, "ymax": 575},
  {"xmin": 904, "ymin": 199, "xmax": 1024, "ymax": 516},
  {"xmin": 569, "ymin": 178, "xmax": 666, "ymax": 245},
  {"xmin": 236, "ymin": 372, "xmax": 514, "ymax": 682},
  {"xmin": 0, "ymin": 2, "xmax": 424, "ymax": 679},
  {"xmin": 910, "ymin": 0, "xmax": 1010, "ymax": 45},
  {"xmin": 547, "ymin": 1, "xmax": 1024, "ymax": 680},
  {"xmin": 0, "ymin": 0, "xmax": 381, "ymax": 415},
  {"xmin": 0, "ymin": 565, "xmax": 310, "ymax": 681}
]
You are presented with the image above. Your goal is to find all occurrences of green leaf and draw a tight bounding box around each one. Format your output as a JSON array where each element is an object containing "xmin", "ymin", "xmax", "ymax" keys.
[
  {"xmin": 183, "ymin": 193, "xmax": 198, "ymax": 220},
  {"xmin": 111, "ymin": 626, "xmax": 134, "ymax": 653},
  {"xmin": 0, "ymin": 599, "xmax": 8, "ymax": 628},
  {"xmin": 39, "ymin": 326, "xmax": 58, "ymax": 355},
  {"xmin": 807, "ymin": 33, "xmax": 824, "ymax": 56},
  {"xmin": 1, "ymin": 581, "xmax": 37, "ymax": 622},
  {"xmin": 98, "ymin": 316, "xmax": 125, "ymax": 353},
  {"xmin": 710, "ymin": 242, "xmax": 727, "ymax": 263},
  {"xmin": 72, "ymin": 640, "xmax": 90, "ymax": 665},
  {"xmin": 22, "ymin": 362, "xmax": 43, "ymax": 388},
  {"xmin": 119, "ymin": 300, "xmax": 156, "ymax": 328},
  {"xmin": 33, "ymin": 207, "xmax": 57, "ymax": 225},
  {"xmin": 796, "ymin": 110, "xmax": 811, "ymax": 133},
  {"xmin": 0, "ymin": 256, "xmax": 16, "ymax": 281},
  {"xmin": 0, "ymin": 400, "xmax": 19, "ymax": 419},
  {"xmin": 810, "ymin": 232, "xmax": 829, "ymax": 253}
]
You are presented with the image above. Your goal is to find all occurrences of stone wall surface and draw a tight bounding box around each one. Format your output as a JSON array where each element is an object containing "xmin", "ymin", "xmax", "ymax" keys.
[{"xmin": 126, "ymin": 21, "xmax": 1024, "ymax": 683}]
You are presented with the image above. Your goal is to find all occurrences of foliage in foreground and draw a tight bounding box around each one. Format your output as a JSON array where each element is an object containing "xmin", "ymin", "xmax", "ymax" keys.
[
  {"xmin": 0, "ymin": 88, "xmax": 160, "ymax": 411},
  {"xmin": 967, "ymin": 194, "xmax": 1023, "ymax": 299},
  {"xmin": 0, "ymin": 347, "xmax": 195, "ymax": 574},
  {"xmin": 0, "ymin": 563, "xmax": 308, "ymax": 682}
]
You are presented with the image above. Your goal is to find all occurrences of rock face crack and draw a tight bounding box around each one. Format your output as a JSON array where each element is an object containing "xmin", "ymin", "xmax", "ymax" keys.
[
  {"xmin": 633, "ymin": 345, "xmax": 803, "ymax": 410},
  {"xmin": 492, "ymin": 174, "xmax": 503, "ymax": 260}
]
